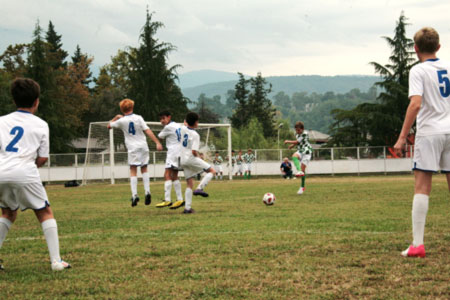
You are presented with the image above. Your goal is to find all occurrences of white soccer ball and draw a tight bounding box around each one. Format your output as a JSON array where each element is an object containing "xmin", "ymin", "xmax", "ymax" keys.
[{"xmin": 263, "ymin": 193, "xmax": 275, "ymax": 205}]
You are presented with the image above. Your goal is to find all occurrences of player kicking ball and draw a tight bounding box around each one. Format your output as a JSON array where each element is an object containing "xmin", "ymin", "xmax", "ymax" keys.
[
  {"xmin": 155, "ymin": 110, "xmax": 183, "ymax": 208},
  {"xmin": 0, "ymin": 78, "xmax": 70, "ymax": 271},
  {"xmin": 394, "ymin": 27, "xmax": 450, "ymax": 258},
  {"xmin": 170, "ymin": 112, "xmax": 216, "ymax": 213},
  {"xmin": 108, "ymin": 99, "xmax": 163, "ymax": 207},
  {"xmin": 284, "ymin": 121, "xmax": 312, "ymax": 195}
]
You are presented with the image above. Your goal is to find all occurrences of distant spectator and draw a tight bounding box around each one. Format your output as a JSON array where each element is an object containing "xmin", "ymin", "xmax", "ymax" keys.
[{"xmin": 280, "ymin": 157, "xmax": 293, "ymax": 179}]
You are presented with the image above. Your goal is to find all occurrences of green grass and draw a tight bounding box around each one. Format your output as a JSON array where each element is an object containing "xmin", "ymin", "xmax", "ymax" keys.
[{"xmin": 1, "ymin": 175, "xmax": 449, "ymax": 299}]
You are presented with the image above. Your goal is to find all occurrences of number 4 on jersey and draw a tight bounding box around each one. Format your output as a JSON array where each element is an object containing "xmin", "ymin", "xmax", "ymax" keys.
[{"xmin": 128, "ymin": 122, "xmax": 136, "ymax": 135}]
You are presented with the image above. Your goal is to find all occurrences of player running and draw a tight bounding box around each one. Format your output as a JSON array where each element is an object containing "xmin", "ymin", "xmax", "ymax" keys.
[
  {"xmin": 213, "ymin": 151, "xmax": 224, "ymax": 180},
  {"xmin": 393, "ymin": 27, "xmax": 450, "ymax": 258},
  {"xmin": 170, "ymin": 112, "xmax": 216, "ymax": 213},
  {"xmin": 0, "ymin": 78, "xmax": 70, "ymax": 271},
  {"xmin": 108, "ymin": 99, "xmax": 163, "ymax": 207},
  {"xmin": 155, "ymin": 110, "xmax": 183, "ymax": 208},
  {"xmin": 243, "ymin": 148, "xmax": 255, "ymax": 179},
  {"xmin": 284, "ymin": 121, "xmax": 312, "ymax": 195}
]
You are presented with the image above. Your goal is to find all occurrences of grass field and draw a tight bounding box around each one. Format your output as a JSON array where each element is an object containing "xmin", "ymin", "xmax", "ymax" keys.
[{"xmin": 0, "ymin": 175, "xmax": 449, "ymax": 299}]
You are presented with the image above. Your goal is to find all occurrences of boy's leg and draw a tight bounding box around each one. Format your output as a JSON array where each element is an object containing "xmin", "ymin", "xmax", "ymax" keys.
[
  {"xmin": 194, "ymin": 168, "xmax": 215, "ymax": 197},
  {"xmin": 141, "ymin": 165, "xmax": 151, "ymax": 205},
  {"xmin": 0, "ymin": 208, "xmax": 16, "ymax": 251},
  {"xmin": 172, "ymin": 171, "xmax": 183, "ymax": 201},
  {"xmin": 164, "ymin": 169, "xmax": 172, "ymax": 202},
  {"xmin": 446, "ymin": 173, "xmax": 450, "ymax": 191},
  {"xmin": 292, "ymin": 153, "xmax": 301, "ymax": 172},
  {"xmin": 184, "ymin": 178, "xmax": 194, "ymax": 211},
  {"xmin": 129, "ymin": 166, "xmax": 139, "ymax": 206}
]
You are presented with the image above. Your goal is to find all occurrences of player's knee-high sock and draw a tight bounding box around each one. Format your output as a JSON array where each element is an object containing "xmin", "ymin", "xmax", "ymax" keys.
[
  {"xmin": 173, "ymin": 180, "xmax": 183, "ymax": 201},
  {"xmin": 0, "ymin": 218, "xmax": 12, "ymax": 249},
  {"xmin": 220, "ymin": 174, "xmax": 223, "ymax": 180},
  {"xmin": 130, "ymin": 176, "xmax": 138, "ymax": 197},
  {"xmin": 215, "ymin": 174, "xmax": 218, "ymax": 180},
  {"xmin": 293, "ymin": 157, "xmax": 301, "ymax": 172},
  {"xmin": 41, "ymin": 219, "xmax": 61, "ymax": 263},
  {"xmin": 301, "ymin": 174, "xmax": 306, "ymax": 188},
  {"xmin": 185, "ymin": 188, "xmax": 193, "ymax": 210},
  {"xmin": 198, "ymin": 173, "xmax": 213, "ymax": 190},
  {"xmin": 164, "ymin": 180, "xmax": 172, "ymax": 202},
  {"xmin": 412, "ymin": 194, "xmax": 429, "ymax": 246},
  {"xmin": 142, "ymin": 172, "xmax": 150, "ymax": 195}
]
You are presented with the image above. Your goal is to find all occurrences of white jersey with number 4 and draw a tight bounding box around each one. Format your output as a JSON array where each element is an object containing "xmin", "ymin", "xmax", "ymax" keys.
[
  {"xmin": 409, "ymin": 58, "xmax": 450, "ymax": 136},
  {"xmin": 0, "ymin": 111, "xmax": 49, "ymax": 183},
  {"xmin": 110, "ymin": 114, "xmax": 149, "ymax": 152}
]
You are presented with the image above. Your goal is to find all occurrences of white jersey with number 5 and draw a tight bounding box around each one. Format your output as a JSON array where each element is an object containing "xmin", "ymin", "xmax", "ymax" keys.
[
  {"xmin": 179, "ymin": 125, "xmax": 200, "ymax": 163},
  {"xmin": 409, "ymin": 58, "xmax": 450, "ymax": 136},
  {"xmin": 0, "ymin": 111, "xmax": 49, "ymax": 183},
  {"xmin": 110, "ymin": 114, "xmax": 149, "ymax": 152}
]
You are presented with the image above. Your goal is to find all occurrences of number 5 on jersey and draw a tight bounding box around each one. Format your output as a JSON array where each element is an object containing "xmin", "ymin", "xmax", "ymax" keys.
[{"xmin": 437, "ymin": 70, "xmax": 450, "ymax": 97}]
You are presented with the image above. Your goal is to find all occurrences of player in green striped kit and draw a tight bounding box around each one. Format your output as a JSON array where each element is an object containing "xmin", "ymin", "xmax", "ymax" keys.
[
  {"xmin": 284, "ymin": 121, "xmax": 312, "ymax": 194},
  {"xmin": 213, "ymin": 151, "xmax": 224, "ymax": 180},
  {"xmin": 243, "ymin": 148, "xmax": 255, "ymax": 179}
]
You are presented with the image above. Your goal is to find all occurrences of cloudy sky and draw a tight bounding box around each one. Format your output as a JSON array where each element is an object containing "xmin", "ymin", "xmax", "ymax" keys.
[{"xmin": 1, "ymin": 0, "xmax": 450, "ymax": 76}]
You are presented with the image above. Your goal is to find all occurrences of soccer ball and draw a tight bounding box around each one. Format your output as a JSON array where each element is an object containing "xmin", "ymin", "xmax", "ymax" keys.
[{"xmin": 263, "ymin": 193, "xmax": 275, "ymax": 205}]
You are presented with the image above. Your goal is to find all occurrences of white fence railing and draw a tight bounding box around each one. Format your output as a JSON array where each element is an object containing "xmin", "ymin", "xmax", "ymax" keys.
[{"xmin": 38, "ymin": 146, "xmax": 415, "ymax": 183}]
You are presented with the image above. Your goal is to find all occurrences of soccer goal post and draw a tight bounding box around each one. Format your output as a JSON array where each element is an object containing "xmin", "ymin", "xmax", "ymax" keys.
[{"xmin": 82, "ymin": 121, "xmax": 233, "ymax": 185}]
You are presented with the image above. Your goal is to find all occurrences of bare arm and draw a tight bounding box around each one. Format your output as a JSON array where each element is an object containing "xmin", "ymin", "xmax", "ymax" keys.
[
  {"xmin": 107, "ymin": 114, "xmax": 123, "ymax": 129},
  {"xmin": 393, "ymin": 95, "xmax": 422, "ymax": 156},
  {"xmin": 35, "ymin": 157, "xmax": 48, "ymax": 168},
  {"xmin": 192, "ymin": 150, "xmax": 199, "ymax": 157},
  {"xmin": 144, "ymin": 129, "xmax": 163, "ymax": 151}
]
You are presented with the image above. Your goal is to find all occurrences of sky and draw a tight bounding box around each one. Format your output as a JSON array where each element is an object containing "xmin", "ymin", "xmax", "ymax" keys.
[{"xmin": 1, "ymin": 0, "xmax": 450, "ymax": 77}]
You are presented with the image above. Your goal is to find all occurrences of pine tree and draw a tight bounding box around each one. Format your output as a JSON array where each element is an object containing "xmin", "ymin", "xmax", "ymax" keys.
[
  {"xmin": 248, "ymin": 72, "xmax": 275, "ymax": 137},
  {"xmin": 45, "ymin": 21, "xmax": 68, "ymax": 69},
  {"xmin": 230, "ymin": 73, "xmax": 250, "ymax": 129}
]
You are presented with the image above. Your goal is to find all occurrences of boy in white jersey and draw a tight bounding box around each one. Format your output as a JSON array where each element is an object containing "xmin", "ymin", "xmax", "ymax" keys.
[
  {"xmin": 170, "ymin": 112, "xmax": 216, "ymax": 213},
  {"xmin": 108, "ymin": 99, "xmax": 162, "ymax": 207},
  {"xmin": 243, "ymin": 148, "xmax": 255, "ymax": 179},
  {"xmin": 155, "ymin": 110, "xmax": 183, "ymax": 208},
  {"xmin": 0, "ymin": 78, "xmax": 70, "ymax": 271},
  {"xmin": 213, "ymin": 151, "xmax": 224, "ymax": 180},
  {"xmin": 235, "ymin": 150, "xmax": 244, "ymax": 177},
  {"xmin": 284, "ymin": 121, "xmax": 313, "ymax": 195},
  {"xmin": 393, "ymin": 27, "xmax": 450, "ymax": 258}
]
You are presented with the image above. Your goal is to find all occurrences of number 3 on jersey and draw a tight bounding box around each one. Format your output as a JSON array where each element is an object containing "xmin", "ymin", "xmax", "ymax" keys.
[
  {"xmin": 6, "ymin": 126, "xmax": 24, "ymax": 152},
  {"xmin": 182, "ymin": 134, "xmax": 188, "ymax": 147},
  {"xmin": 437, "ymin": 70, "xmax": 450, "ymax": 97},
  {"xmin": 128, "ymin": 122, "xmax": 136, "ymax": 135}
]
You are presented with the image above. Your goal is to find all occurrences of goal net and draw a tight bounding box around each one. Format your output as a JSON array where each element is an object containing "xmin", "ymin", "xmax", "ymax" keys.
[{"xmin": 82, "ymin": 121, "xmax": 232, "ymax": 185}]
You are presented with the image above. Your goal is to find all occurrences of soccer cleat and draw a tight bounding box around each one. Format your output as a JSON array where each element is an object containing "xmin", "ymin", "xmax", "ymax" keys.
[
  {"xmin": 170, "ymin": 200, "xmax": 185, "ymax": 209},
  {"xmin": 183, "ymin": 208, "xmax": 195, "ymax": 214},
  {"xmin": 295, "ymin": 171, "xmax": 305, "ymax": 177},
  {"xmin": 401, "ymin": 244, "xmax": 426, "ymax": 258},
  {"xmin": 156, "ymin": 201, "xmax": 172, "ymax": 208},
  {"xmin": 51, "ymin": 260, "xmax": 71, "ymax": 271},
  {"xmin": 193, "ymin": 189, "xmax": 209, "ymax": 197},
  {"xmin": 131, "ymin": 195, "xmax": 139, "ymax": 207},
  {"xmin": 145, "ymin": 193, "xmax": 151, "ymax": 205},
  {"xmin": 297, "ymin": 187, "xmax": 305, "ymax": 195}
]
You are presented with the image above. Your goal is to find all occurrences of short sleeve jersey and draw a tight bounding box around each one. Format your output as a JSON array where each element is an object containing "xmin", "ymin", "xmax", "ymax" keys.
[
  {"xmin": 110, "ymin": 114, "xmax": 149, "ymax": 152},
  {"xmin": 213, "ymin": 155, "xmax": 223, "ymax": 165},
  {"xmin": 408, "ymin": 58, "xmax": 450, "ymax": 136},
  {"xmin": 243, "ymin": 152, "xmax": 255, "ymax": 163},
  {"xmin": 179, "ymin": 125, "xmax": 200, "ymax": 161},
  {"xmin": 296, "ymin": 131, "xmax": 312, "ymax": 155},
  {"xmin": 0, "ymin": 111, "xmax": 49, "ymax": 183},
  {"xmin": 158, "ymin": 121, "xmax": 181, "ymax": 153},
  {"xmin": 280, "ymin": 162, "xmax": 292, "ymax": 172},
  {"xmin": 235, "ymin": 154, "xmax": 243, "ymax": 165}
]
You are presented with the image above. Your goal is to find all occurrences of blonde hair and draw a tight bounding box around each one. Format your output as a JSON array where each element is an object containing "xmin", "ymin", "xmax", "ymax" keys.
[
  {"xmin": 414, "ymin": 27, "xmax": 440, "ymax": 54},
  {"xmin": 119, "ymin": 99, "xmax": 134, "ymax": 114}
]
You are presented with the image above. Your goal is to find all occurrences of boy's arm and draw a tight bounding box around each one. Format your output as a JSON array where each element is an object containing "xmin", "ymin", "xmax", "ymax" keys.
[
  {"xmin": 36, "ymin": 157, "xmax": 48, "ymax": 168},
  {"xmin": 36, "ymin": 125, "xmax": 50, "ymax": 168},
  {"xmin": 393, "ymin": 95, "xmax": 422, "ymax": 156},
  {"xmin": 107, "ymin": 115, "xmax": 123, "ymax": 129},
  {"xmin": 144, "ymin": 129, "xmax": 163, "ymax": 151}
]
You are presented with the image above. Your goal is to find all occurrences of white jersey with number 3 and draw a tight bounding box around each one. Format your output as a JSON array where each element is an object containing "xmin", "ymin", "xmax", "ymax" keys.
[
  {"xmin": 179, "ymin": 125, "xmax": 200, "ymax": 163},
  {"xmin": 0, "ymin": 111, "xmax": 49, "ymax": 183},
  {"xmin": 110, "ymin": 114, "xmax": 149, "ymax": 152},
  {"xmin": 409, "ymin": 58, "xmax": 450, "ymax": 136}
]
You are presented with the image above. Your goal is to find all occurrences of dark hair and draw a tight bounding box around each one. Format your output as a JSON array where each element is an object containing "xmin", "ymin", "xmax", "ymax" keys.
[
  {"xmin": 232, "ymin": 150, "xmax": 235, "ymax": 152},
  {"xmin": 11, "ymin": 78, "xmax": 40, "ymax": 108},
  {"xmin": 159, "ymin": 110, "xmax": 171, "ymax": 117},
  {"xmin": 295, "ymin": 121, "xmax": 304, "ymax": 129},
  {"xmin": 215, "ymin": 151, "xmax": 219, "ymax": 154},
  {"xmin": 185, "ymin": 112, "xmax": 199, "ymax": 126}
]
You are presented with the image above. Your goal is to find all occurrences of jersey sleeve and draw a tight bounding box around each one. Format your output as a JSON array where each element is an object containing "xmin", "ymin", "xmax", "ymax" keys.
[
  {"xmin": 409, "ymin": 66, "xmax": 424, "ymax": 98},
  {"xmin": 110, "ymin": 118, "xmax": 123, "ymax": 130},
  {"xmin": 139, "ymin": 116, "xmax": 149, "ymax": 131},
  {"xmin": 191, "ymin": 132, "xmax": 200, "ymax": 151},
  {"xmin": 158, "ymin": 125, "xmax": 171, "ymax": 139},
  {"xmin": 37, "ymin": 124, "xmax": 50, "ymax": 158}
]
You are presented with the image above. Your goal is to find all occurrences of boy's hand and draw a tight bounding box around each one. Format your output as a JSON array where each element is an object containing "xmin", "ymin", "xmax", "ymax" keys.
[
  {"xmin": 284, "ymin": 140, "xmax": 289, "ymax": 144},
  {"xmin": 393, "ymin": 137, "xmax": 406, "ymax": 157},
  {"xmin": 156, "ymin": 143, "xmax": 163, "ymax": 151}
]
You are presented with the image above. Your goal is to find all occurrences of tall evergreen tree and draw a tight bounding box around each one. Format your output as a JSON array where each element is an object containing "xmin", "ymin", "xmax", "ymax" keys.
[
  {"xmin": 71, "ymin": 45, "xmax": 93, "ymax": 87},
  {"xmin": 45, "ymin": 21, "xmax": 68, "ymax": 69},
  {"xmin": 230, "ymin": 72, "xmax": 250, "ymax": 129}
]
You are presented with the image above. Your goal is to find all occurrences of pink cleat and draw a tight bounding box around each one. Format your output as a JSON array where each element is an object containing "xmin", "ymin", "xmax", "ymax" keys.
[
  {"xmin": 401, "ymin": 244, "xmax": 425, "ymax": 258},
  {"xmin": 295, "ymin": 171, "xmax": 305, "ymax": 178}
]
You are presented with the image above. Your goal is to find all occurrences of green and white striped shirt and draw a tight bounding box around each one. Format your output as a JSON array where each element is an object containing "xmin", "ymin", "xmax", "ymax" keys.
[{"xmin": 296, "ymin": 131, "xmax": 312, "ymax": 155}]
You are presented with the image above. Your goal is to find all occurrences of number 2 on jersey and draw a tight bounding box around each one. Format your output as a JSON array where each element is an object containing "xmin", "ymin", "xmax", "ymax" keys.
[
  {"xmin": 437, "ymin": 70, "xmax": 450, "ymax": 97},
  {"xmin": 6, "ymin": 126, "xmax": 24, "ymax": 152},
  {"xmin": 128, "ymin": 122, "xmax": 136, "ymax": 135}
]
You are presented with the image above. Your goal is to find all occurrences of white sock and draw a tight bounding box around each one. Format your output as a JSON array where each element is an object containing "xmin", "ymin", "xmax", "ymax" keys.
[
  {"xmin": 130, "ymin": 176, "xmax": 138, "ymax": 197},
  {"xmin": 198, "ymin": 173, "xmax": 213, "ymax": 190},
  {"xmin": 220, "ymin": 174, "xmax": 223, "ymax": 180},
  {"xmin": 412, "ymin": 194, "xmax": 429, "ymax": 247},
  {"xmin": 173, "ymin": 180, "xmax": 183, "ymax": 201},
  {"xmin": 0, "ymin": 218, "xmax": 12, "ymax": 249},
  {"xmin": 164, "ymin": 180, "xmax": 173, "ymax": 202},
  {"xmin": 215, "ymin": 174, "xmax": 218, "ymax": 180},
  {"xmin": 41, "ymin": 219, "xmax": 61, "ymax": 263},
  {"xmin": 142, "ymin": 172, "xmax": 150, "ymax": 195},
  {"xmin": 185, "ymin": 188, "xmax": 193, "ymax": 210}
]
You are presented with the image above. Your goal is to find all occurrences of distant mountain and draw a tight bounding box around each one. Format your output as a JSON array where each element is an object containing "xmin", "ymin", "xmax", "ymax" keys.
[
  {"xmin": 181, "ymin": 74, "xmax": 380, "ymax": 102},
  {"xmin": 178, "ymin": 70, "xmax": 244, "ymax": 89}
]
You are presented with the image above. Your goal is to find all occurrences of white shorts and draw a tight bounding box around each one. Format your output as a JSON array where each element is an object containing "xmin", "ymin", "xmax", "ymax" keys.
[
  {"xmin": 0, "ymin": 182, "xmax": 49, "ymax": 211},
  {"xmin": 215, "ymin": 165, "xmax": 223, "ymax": 173},
  {"xmin": 165, "ymin": 152, "xmax": 180, "ymax": 169},
  {"xmin": 128, "ymin": 149, "xmax": 149, "ymax": 166},
  {"xmin": 295, "ymin": 151, "xmax": 312, "ymax": 166},
  {"xmin": 181, "ymin": 157, "xmax": 212, "ymax": 179},
  {"xmin": 244, "ymin": 163, "xmax": 252, "ymax": 172},
  {"xmin": 235, "ymin": 164, "xmax": 244, "ymax": 174},
  {"xmin": 413, "ymin": 134, "xmax": 450, "ymax": 173}
]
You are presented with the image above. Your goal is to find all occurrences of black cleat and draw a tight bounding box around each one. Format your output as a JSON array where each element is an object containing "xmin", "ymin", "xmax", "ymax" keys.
[
  {"xmin": 145, "ymin": 193, "xmax": 151, "ymax": 205},
  {"xmin": 131, "ymin": 195, "xmax": 139, "ymax": 207},
  {"xmin": 183, "ymin": 208, "xmax": 195, "ymax": 214}
]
